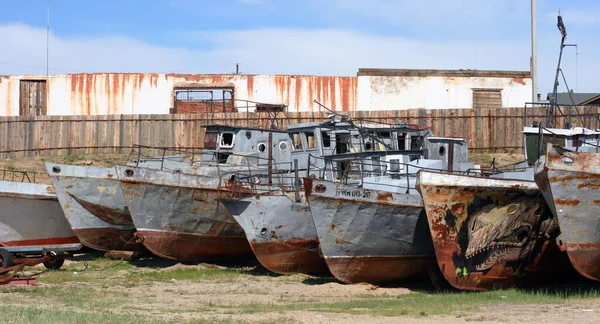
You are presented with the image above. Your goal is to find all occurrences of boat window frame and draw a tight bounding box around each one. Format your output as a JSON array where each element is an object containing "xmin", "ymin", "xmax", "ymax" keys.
[{"xmin": 219, "ymin": 131, "xmax": 236, "ymax": 149}]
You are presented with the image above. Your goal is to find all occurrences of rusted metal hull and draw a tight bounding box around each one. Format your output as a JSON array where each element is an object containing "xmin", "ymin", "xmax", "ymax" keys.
[
  {"xmin": 304, "ymin": 178, "xmax": 436, "ymax": 285},
  {"xmin": 418, "ymin": 171, "xmax": 559, "ymax": 290},
  {"xmin": 45, "ymin": 163, "xmax": 144, "ymax": 252},
  {"xmin": 222, "ymin": 195, "xmax": 329, "ymax": 275},
  {"xmin": 115, "ymin": 165, "xmax": 253, "ymax": 263},
  {"xmin": 0, "ymin": 181, "xmax": 80, "ymax": 250},
  {"xmin": 535, "ymin": 145, "xmax": 600, "ymax": 281}
]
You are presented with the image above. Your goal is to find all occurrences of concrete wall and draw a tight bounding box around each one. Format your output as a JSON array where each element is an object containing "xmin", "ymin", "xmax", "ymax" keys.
[
  {"xmin": 356, "ymin": 69, "xmax": 532, "ymax": 110},
  {"xmin": 0, "ymin": 73, "xmax": 357, "ymax": 116},
  {"xmin": 0, "ymin": 69, "xmax": 531, "ymax": 116}
]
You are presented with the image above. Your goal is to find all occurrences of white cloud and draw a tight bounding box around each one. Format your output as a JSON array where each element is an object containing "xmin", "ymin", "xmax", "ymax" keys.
[{"xmin": 0, "ymin": 22, "xmax": 598, "ymax": 94}]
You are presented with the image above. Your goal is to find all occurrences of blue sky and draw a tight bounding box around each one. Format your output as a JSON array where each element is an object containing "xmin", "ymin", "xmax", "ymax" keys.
[{"xmin": 1, "ymin": 0, "xmax": 599, "ymax": 95}]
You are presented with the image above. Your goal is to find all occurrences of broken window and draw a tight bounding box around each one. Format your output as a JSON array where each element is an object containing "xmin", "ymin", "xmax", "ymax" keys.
[
  {"xmin": 305, "ymin": 132, "xmax": 317, "ymax": 149},
  {"xmin": 290, "ymin": 132, "xmax": 303, "ymax": 151},
  {"xmin": 321, "ymin": 131, "xmax": 332, "ymax": 147},
  {"xmin": 219, "ymin": 132, "xmax": 235, "ymax": 148},
  {"xmin": 173, "ymin": 88, "xmax": 234, "ymax": 113},
  {"xmin": 19, "ymin": 80, "xmax": 47, "ymax": 116}
]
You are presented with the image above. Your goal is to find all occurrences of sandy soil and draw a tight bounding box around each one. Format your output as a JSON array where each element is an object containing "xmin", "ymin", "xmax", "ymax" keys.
[{"xmin": 2, "ymin": 254, "xmax": 599, "ymax": 324}]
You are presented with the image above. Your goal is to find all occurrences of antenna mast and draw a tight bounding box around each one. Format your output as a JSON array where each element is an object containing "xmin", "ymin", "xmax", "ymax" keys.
[
  {"xmin": 46, "ymin": 3, "xmax": 50, "ymax": 77},
  {"xmin": 548, "ymin": 10, "xmax": 568, "ymax": 128},
  {"xmin": 531, "ymin": 0, "xmax": 537, "ymax": 103}
]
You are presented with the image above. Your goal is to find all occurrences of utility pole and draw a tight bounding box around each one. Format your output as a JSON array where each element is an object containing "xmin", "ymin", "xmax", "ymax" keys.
[
  {"xmin": 46, "ymin": 3, "xmax": 50, "ymax": 77},
  {"xmin": 235, "ymin": 63, "xmax": 239, "ymax": 74},
  {"xmin": 531, "ymin": 0, "xmax": 537, "ymax": 103}
]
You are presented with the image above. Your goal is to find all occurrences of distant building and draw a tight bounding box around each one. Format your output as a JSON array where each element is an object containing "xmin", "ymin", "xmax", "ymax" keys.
[
  {"xmin": 546, "ymin": 92, "xmax": 600, "ymax": 106},
  {"xmin": 0, "ymin": 69, "xmax": 532, "ymax": 116}
]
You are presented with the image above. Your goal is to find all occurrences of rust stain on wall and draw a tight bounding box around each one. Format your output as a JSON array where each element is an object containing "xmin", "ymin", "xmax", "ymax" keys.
[
  {"xmin": 246, "ymin": 75, "xmax": 254, "ymax": 98},
  {"xmin": 5, "ymin": 78, "xmax": 12, "ymax": 116},
  {"xmin": 511, "ymin": 77, "xmax": 526, "ymax": 85},
  {"xmin": 61, "ymin": 73, "xmax": 357, "ymax": 115}
]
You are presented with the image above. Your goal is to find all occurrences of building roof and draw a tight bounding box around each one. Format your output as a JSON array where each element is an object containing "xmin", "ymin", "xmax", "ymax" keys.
[
  {"xmin": 357, "ymin": 68, "xmax": 531, "ymax": 78},
  {"xmin": 546, "ymin": 92, "xmax": 600, "ymax": 106}
]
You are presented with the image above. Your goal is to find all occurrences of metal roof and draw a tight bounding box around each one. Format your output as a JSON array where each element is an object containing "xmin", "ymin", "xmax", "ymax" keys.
[
  {"xmin": 546, "ymin": 92, "xmax": 600, "ymax": 106},
  {"xmin": 358, "ymin": 68, "xmax": 530, "ymax": 78}
]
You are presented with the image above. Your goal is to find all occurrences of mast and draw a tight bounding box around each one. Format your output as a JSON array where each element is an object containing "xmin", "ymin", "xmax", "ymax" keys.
[
  {"xmin": 547, "ymin": 11, "xmax": 568, "ymax": 128},
  {"xmin": 531, "ymin": 0, "xmax": 537, "ymax": 103}
]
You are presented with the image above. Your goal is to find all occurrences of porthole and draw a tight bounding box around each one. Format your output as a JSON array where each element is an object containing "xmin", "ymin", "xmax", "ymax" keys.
[
  {"xmin": 439, "ymin": 146, "xmax": 446, "ymax": 156},
  {"xmin": 258, "ymin": 143, "xmax": 266, "ymax": 153},
  {"xmin": 561, "ymin": 157, "xmax": 573, "ymax": 164},
  {"xmin": 279, "ymin": 142, "xmax": 288, "ymax": 151}
]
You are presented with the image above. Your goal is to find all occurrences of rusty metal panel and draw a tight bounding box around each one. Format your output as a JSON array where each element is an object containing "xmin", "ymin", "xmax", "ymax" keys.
[
  {"xmin": 221, "ymin": 194, "xmax": 328, "ymax": 275},
  {"xmin": 418, "ymin": 171, "xmax": 559, "ymax": 290},
  {"xmin": 535, "ymin": 144, "xmax": 600, "ymax": 281},
  {"xmin": 115, "ymin": 164, "xmax": 253, "ymax": 262},
  {"xmin": 304, "ymin": 178, "xmax": 436, "ymax": 285}
]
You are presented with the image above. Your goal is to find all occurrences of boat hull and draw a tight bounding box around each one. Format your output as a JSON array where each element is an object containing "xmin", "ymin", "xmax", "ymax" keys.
[
  {"xmin": 45, "ymin": 163, "xmax": 144, "ymax": 252},
  {"xmin": 116, "ymin": 165, "xmax": 253, "ymax": 263},
  {"xmin": 304, "ymin": 178, "xmax": 436, "ymax": 285},
  {"xmin": 0, "ymin": 181, "xmax": 80, "ymax": 250},
  {"xmin": 535, "ymin": 145, "xmax": 600, "ymax": 281},
  {"xmin": 418, "ymin": 171, "xmax": 559, "ymax": 290},
  {"xmin": 223, "ymin": 195, "xmax": 329, "ymax": 275}
]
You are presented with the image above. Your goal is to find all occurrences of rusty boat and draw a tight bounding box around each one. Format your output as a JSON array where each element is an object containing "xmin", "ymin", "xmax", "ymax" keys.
[
  {"xmin": 417, "ymin": 125, "xmax": 599, "ymax": 290},
  {"xmin": 45, "ymin": 156, "xmax": 189, "ymax": 252},
  {"xmin": 0, "ymin": 178, "xmax": 81, "ymax": 253},
  {"xmin": 221, "ymin": 120, "xmax": 423, "ymax": 275},
  {"xmin": 417, "ymin": 170, "xmax": 558, "ymax": 290},
  {"xmin": 116, "ymin": 125, "xmax": 293, "ymax": 262},
  {"xmin": 535, "ymin": 140, "xmax": 600, "ymax": 281},
  {"xmin": 303, "ymin": 137, "xmax": 473, "ymax": 284}
]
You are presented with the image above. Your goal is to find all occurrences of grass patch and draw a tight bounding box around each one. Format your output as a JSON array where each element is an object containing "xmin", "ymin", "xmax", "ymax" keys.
[
  {"xmin": 0, "ymin": 305, "xmax": 159, "ymax": 324},
  {"xmin": 233, "ymin": 287, "xmax": 600, "ymax": 317},
  {"xmin": 0, "ymin": 285, "xmax": 130, "ymax": 309},
  {"xmin": 129, "ymin": 266, "xmax": 251, "ymax": 282}
]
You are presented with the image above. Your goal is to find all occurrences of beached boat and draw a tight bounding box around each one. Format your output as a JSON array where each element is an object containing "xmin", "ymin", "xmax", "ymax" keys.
[
  {"xmin": 45, "ymin": 156, "xmax": 189, "ymax": 252},
  {"xmin": 417, "ymin": 170, "xmax": 558, "ymax": 290},
  {"xmin": 303, "ymin": 137, "xmax": 472, "ymax": 284},
  {"xmin": 418, "ymin": 126, "xmax": 599, "ymax": 290},
  {"xmin": 116, "ymin": 126, "xmax": 292, "ymax": 262},
  {"xmin": 0, "ymin": 180, "xmax": 80, "ymax": 253},
  {"xmin": 220, "ymin": 120, "xmax": 424, "ymax": 275},
  {"xmin": 535, "ymin": 142, "xmax": 600, "ymax": 281}
]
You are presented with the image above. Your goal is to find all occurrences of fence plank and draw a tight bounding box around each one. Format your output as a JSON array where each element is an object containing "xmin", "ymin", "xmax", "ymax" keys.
[{"xmin": 0, "ymin": 107, "xmax": 599, "ymax": 159}]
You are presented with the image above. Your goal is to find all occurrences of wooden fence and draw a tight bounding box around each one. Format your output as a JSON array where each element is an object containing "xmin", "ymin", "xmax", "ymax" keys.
[{"xmin": 1, "ymin": 106, "xmax": 598, "ymax": 159}]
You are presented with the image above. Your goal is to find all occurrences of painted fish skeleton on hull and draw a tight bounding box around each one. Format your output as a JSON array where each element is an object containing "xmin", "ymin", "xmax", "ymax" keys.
[
  {"xmin": 115, "ymin": 165, "xmax": 254, "ymax": 262},
  {"xmin": 535, "ymin": 144, "xmax": 600, "ymax": 281},
  {"xmin": 417, "ymin": 171, "xmax": 559, "ymax": 290},
  {"xmin": 304, "ymin": 178, "xmax": 436, "ymax": 284},
  {"xmin": 0, "ymin": 181, "xmax": 80, "ymax": 251},
  {"xmin": 45, "ymin": 163, "xmax": 145, "ymax": 252},
  {"xmin": 222, "ymin": 194, "xmax": 329, "ymax": 275}
]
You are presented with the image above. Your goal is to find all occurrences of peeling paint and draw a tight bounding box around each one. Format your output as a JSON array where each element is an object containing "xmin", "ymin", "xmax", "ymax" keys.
[{"xmin": 1, "ymin": 71, "xmax": 530, "ymax": 116}]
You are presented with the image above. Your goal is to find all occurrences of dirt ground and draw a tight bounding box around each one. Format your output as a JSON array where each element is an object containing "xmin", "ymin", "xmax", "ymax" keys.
[{"xmin": 1, "ymin": 253, "xmax": 599, "ymax": 324}]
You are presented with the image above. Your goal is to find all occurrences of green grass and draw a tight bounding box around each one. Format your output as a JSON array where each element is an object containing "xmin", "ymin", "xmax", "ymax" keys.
[
  {"xmin": 231, "ymin": 287, "xmax": 600, "ymax": 317},
  {"xmin": 128, "ymin": 266, "xmax": 253, "ymax": 282},
  {"xmin": 0, "ymin": 305, "xmax": 157, "ymax": 324}
]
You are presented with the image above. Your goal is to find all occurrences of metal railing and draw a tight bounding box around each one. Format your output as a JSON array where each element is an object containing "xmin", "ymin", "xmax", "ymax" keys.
[{"xmin": 0, "ymin": 169, "xmax": 40, "ymax": 183}]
